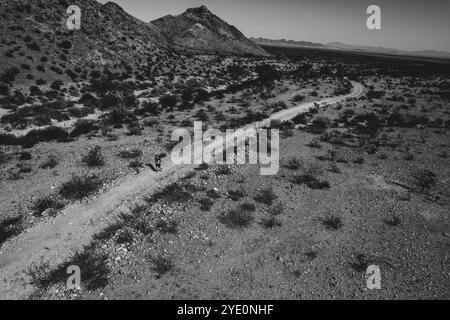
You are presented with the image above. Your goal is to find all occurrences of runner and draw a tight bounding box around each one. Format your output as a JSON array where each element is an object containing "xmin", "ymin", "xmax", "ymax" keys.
[{"xmin": 155, "ymin": 154, "xmax": 162, "ymax": 171}]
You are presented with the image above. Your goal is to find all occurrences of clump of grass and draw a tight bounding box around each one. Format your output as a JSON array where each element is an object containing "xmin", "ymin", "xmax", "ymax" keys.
[
  {"xmin": 149, "ymin": 254, "xmax": 174, "ymax": 278},
  {"xmin": 196, "ymin": 162, "xmax": 209, "ymax": 171},
  {"xmin": 227, "ymin": 188, "xmax": 247, "ymax": 201},
  {"xmin": 268, "ymin": 201, "xmax": 284, "ymax": 216},
  {"xmin": 215, "ymin": 164, "xmax": 231, "ymax": 175},
  {"xmin": 155, "ymin": 219, "xmax": 178, "ymax": 234},
  {"xmin": 206, "ymin": 189, "xmax": 220, "ymax": 199},
  {"xmin": 93, "ymin": 221, "xmax": 123, "ymax": 241},
  {"xmin": 115, "ymin": 227, "xmax": 134, "ymax": 244},
  {"xmin": 218, "ymin": 208, "xmax": 254, "ymax": 229},
  {"xmin": 117, "ymin": 148, "xmax": 142, "ymax": 159},
  {"xmin": 350, "ymin": 253, "xmax": 376, "ymax": 273},
  {"xmin": 31, "ymin": 195, "xmax": 65, "ymax": 217},
  {"xmin": 29, "ymin": 243, "xmax": 110, "ymax": 291},
  {"xmin": 58, "ymin": 174, "xmax": 103, "ymax": 201},
  {"xmin": 198, "ymin": 197, "xmax": 214, "ymax": 211},
  {"xmin": 306, "ymin": 140, "xmax": 322, "ymax": 149},
  {"xmin": 0, "ymin": 215, "xmax": 23, "ymax": 246},
  {"xmin": 292, "ymin": 161, "xmax": 330, "ymax": 189},
  {"xmin": 320, "ymin": 214, "xmax": 343, "ymax": 230},
  {"xmin": 384, "ymin": 215, "xmax": 401, "ymax": 227},
  {"xmin": 119, "ymin": 205, "xmax": 153, "ymax": 236},
  {"xmin": 403, "ymin": 152, "xmax": 414, "ymax": 161},
  {"xmin": 283, "ymin": 156, "xmax": 302, "ymax": 170},
  {"xmin": 305, "ymin": 250, "xmax": 318, "ymax": 261},
  {"xmin": 353, "ymin": 157, "xmax": 365, "ymax": 164},
  {"xmin": 82, "ymin": 146, "xmax": 104, "ymax": 167},
  {"xmin": 19, "ymin": 151, "xmax": 32, "ymax": 161},
  {"xmin": 254, "ymin": 187, "xmax": 278, "ymax": 205},
  {"xmin": 260, "ymin": 215, "xmax": 282, "ymax": 229},
  {"xmin": 240, "ymin": 202, "xmax": 256, "ymax": 212},
  {"xmin": 146, "ymin": 183, "xmax": 193, "ymax": 204},
  {"xmin": 40, "ymin": 154, "xmax": 58, "ymax": 169},
  {"xmin": 329, "ymin": 162, "xmax": 341, "ymax": 173},
  {"xmin": 182, "ymin": 171, "xmax": 196, "ymax": 180},
  {"xmin": 412, "ymin": 168, "xmax": 436, "ymax": 192},
  {"xmin": 128, "ymin": 160, "xmax": 143, "ymax": 169}
]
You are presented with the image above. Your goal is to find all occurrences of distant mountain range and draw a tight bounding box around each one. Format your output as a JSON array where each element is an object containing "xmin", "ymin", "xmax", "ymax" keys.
[{"xmin": 253, "ymin": 38, "xmax": 450, "ymax": 60}]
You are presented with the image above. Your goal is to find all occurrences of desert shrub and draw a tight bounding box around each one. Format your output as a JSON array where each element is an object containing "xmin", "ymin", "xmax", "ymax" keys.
[
  {"xmin": 159, "ymin": 94, "xmax": 178, "ymax": 109},
  {"xmin": 215, "ymin": 165, "xmax": 231, "ymax": 175},
  {"xmin": 198, "ymin": 197, "xmax": 214, "ymax": 211},
  {"xmin": 147, "ymin": 183, "xmax": 192, "ymax": 204},
  {"xmin": 115, "ymin": 228, "xmax": 134, "ymax": 244},
  {"xmin": 30, "ymin": 244, "xmax": 110, "ymax": 291},
  {"xmin": 353, "ymin": 157, "xmax": 365, "ymax": 164},
  {"xmin": 240, "ymin": 202, "xmax": 256, "ymax": 212},
  {"xmin": 149, "ymin": 254, "xmax": 173, "ymax": 277},
  {"xmin": 50, "ymin": 80, "xmax": 63, "ymax": 91},
  {"xmin": 292, "ymin": 161, "xmax": 330, "ymax": 189},
  {"xmin": 227, "ymin": 188, "xmax": 247, "ymax": 201},
  {"xmin": 320, "ymin": 214, "xmax": 343, "ymax": 230},
  {"xmin": 292, "ymin": 94, "xmax": 305, "ymax": 102},
  {"xmin": 384, "ymin": 215, "xmax": 401, "ymax": 227},
  {"xmin": 268, "ymin": 201, "xmax": 284, "ymax": 216},
  {"xmin": 254, "ymin": 187, "xmax": 278, "ymax": 205},
  {"xmin": 292, "ymin": 113, "xmax": 308, "ymax": 125},
  {"xmin": 56, "ymin": 40, "xmax": 72, "ymax": 49},
  {"xmin": 1, "ymin": 66, "xmax": 20, "ymax": 83},
  {"xmin": 26, "ymin": 42, "xmax": 40, "ymax": 51},
  {"xmin": 412, "ymin": 169, "xmax": 436, "ymax": 192},
  {"xmin": 19, "ymin": 151, "xmax": 32, "ymax": 161},
  {"xmin": 206, "ymin": 189, "xmax": 220, "ymax": 199},
  {"xmin": 40, "ymin": 154, "xmax": 58, "ymax": 169},
  {"xmin": 118, "ymin": 148, "xmax": 142, "ymax": 159},
  {"xmin": 155, "ymin": 219, "xmax": 178, "ymax": 234},
  {"xmin": 31, "ymin": 195, "xmax": 65, "ymax": 217},
  {"xmin": 118, "ymin": 206, "xmax": 153, "ymax": 236},
  {"xmin": 218, "ymin": 208, "xmax": 254, "ymax": 229},
  {"xmin": 82, "ymin": 146, "xmax": 105, "ymax": 167},
  {"xmin": 141, "ymin": 100, "xmax": 159, "ymax": 115},
  {"xmin": 306, "ymin": 140, "xmax": 322, "ymax": 149},
  {"xmin": 260, "ymin": 215, "xmax": 282, "ymax": 229},
  {"xmin": 126, "ymin": 121, "xmax": 143, "ymax": 136},
  {"xmin": 59, "ymin": 174, "xmax": 103, "ymax": 201},
  {"xmin": 310, "ymin": 116, "xmax": 330, "ymax": 133},
  {"xmin": 283, "ymin": 156, "xmax": 302, "ymax": 170},
  {"xmin": 0, "ymin": 215, "xmax": 23, "ymax": 246},
  {"xmin": 70, "ymin": 119, "xmax": 96, "ymax": 137},
  {"xmin": 21, "ymin": 126, "xmax": 69, "ymax": 147}
]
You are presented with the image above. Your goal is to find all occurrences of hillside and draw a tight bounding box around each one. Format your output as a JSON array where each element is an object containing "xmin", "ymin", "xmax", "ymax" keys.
[
  {"xmin": 0, "ymin": 0, "xmax": 179, "ymax": 85},
  {"xmin": 152, "ymin": 6, "xmax": 269, "ymax": 56}
]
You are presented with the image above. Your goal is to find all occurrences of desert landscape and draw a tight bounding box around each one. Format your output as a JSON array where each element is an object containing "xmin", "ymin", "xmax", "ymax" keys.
[{"xmin": 0, "ymin": 0, "xmax": 449, "ymax": 300}]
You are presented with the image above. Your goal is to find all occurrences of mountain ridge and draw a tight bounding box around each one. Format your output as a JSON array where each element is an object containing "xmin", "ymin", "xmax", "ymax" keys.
[
  {"xmin": 253, "ymin": 37, "xmax": 450, "ymax": 60},
  {"xmin": 152, "ymin": 5, "xmax": 269, "ymax": 56}
]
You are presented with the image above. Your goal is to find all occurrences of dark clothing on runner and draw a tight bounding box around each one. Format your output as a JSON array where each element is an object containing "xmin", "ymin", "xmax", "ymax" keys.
[{"xmin": 155, "ymin": 155, "xmax": 162, "ymax": 171}]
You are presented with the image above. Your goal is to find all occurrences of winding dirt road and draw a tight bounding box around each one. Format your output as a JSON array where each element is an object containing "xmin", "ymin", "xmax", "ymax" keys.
[{"xmin": 0, "ymin": 81, "xmax": 364, "ymax": 299}]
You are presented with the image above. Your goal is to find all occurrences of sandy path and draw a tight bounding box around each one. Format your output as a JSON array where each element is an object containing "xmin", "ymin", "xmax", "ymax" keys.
[{"xmin": 0, "ymin": 82, "xmax": 364, "ymax": 300}]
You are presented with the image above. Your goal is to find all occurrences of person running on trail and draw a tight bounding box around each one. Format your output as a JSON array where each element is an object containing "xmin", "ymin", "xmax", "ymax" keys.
[{"xmin": 155, "ymin": 154, "xmax": 162, "ymax": 171}]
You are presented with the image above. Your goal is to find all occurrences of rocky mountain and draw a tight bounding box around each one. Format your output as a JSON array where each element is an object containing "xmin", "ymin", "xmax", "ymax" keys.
[
  {"xmin": 0, "ymin": 0, "xmax": 181, "ymax": 84},
  {"xmin": 0, "ymin": 1, "xmax": 269, "ymax": 86},
  {"xmin": 152, "ymin": 5, "xmax": 269, "ymax": 57}
]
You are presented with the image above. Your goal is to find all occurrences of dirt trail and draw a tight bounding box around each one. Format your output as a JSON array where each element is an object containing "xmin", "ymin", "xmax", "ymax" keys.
[{"xmin": 0, "ymin": 82, "xmax": 364, "ymax": 300}]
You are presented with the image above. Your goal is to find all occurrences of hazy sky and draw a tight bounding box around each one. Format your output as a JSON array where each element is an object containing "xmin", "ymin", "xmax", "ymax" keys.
[{"xmin": 97, "ymin": 0, "xmax": 450, "ymax": 52}]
